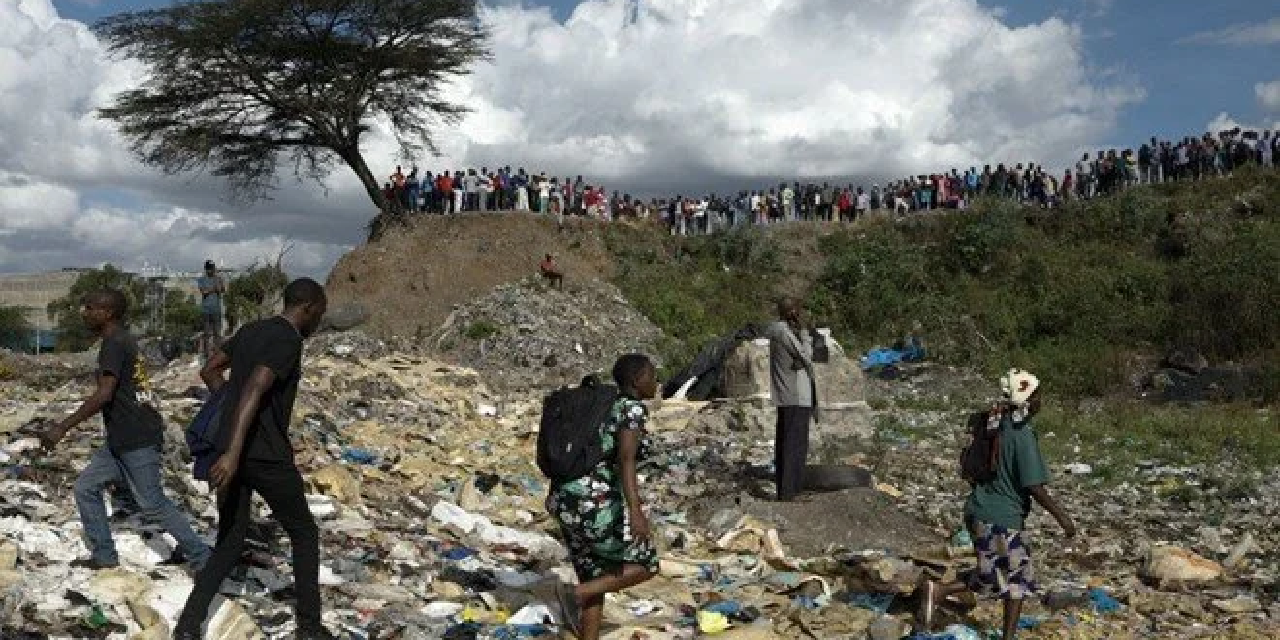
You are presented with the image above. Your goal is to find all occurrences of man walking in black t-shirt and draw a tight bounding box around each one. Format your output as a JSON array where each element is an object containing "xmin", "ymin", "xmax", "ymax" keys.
[
  {"xmin": 174, "ymin": 278, "xmax": 333, "ymax": 640},
  {"xmin": 40, "ymin": 289, "xmax": 211, "ymax": 571}
]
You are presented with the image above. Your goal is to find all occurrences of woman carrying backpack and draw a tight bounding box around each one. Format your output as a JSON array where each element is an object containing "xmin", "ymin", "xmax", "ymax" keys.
[{"xmin": 549, "ymin": 354, "xmax": 659, "ymax": 639}]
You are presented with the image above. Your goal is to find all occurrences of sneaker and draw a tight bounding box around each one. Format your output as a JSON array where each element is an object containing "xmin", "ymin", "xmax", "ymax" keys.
[{"xmin": 70, "ymin": 557, "xmax": 119, "ymax": 571}]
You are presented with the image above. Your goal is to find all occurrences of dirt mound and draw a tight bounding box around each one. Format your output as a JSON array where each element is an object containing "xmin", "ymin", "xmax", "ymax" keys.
[
  {"xmin": 324, "ymin": 213, "xmax": 619, "ymax": 339},
  {"xmin": 429, "ymin": 277, "xmax": 667, "ymax": 391},
  {"xmin": 689, "ymin": 487, "xmax": 937, "ymax": 559}
]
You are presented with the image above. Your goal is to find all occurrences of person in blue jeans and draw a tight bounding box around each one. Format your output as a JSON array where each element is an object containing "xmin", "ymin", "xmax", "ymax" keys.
[{"xmin": 40, "ymin": 288, "xmax": 210, "ymax": 571}]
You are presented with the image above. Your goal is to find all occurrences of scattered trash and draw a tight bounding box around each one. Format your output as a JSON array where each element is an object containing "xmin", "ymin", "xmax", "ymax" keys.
[
  {"xmin": 1144, "ymin": 545, "xmax": 1224, "ymax": 586},
  {"xmin": 0, "ymin": 279, "xmax": 1275, "ymax": 639}
]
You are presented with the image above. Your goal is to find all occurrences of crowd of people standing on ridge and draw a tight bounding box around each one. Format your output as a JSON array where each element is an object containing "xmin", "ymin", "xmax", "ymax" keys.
[{"xmin": 384, "ymin": 126, "xmax": 1279, "ymax": 236}]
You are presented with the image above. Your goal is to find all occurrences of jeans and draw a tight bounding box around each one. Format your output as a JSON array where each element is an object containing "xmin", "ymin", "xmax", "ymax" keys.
[
  {"xmin": 178, "ymin": 460, "xmax": 321, "ymax": 630},
  {"xmin": 74, "ymin": 445, "xmax": 210, "ymax": 568}
]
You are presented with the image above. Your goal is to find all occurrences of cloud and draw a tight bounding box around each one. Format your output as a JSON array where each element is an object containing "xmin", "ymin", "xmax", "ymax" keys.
[
  {"xmin": 1257, "ymin": 80, "xmax": 1280, "ymax": 112},
  {"xmin": 1083, "ymin": 0, "xmax": 1114, "ymax": 19},
  {"xmin": 1, "ymin": 0, "xmax": 1142, "ymax": 278},
  {"xmin": 454, "ymin": 0, "xmax": 1141, "ymax": 193},
  {"xmin": 1206, "ymin": 112, "xmax": 1280, "ymax": 135},
  {"xmin": 1180, "ymin": 17, "xmax": 1280, "ymax": 46}
]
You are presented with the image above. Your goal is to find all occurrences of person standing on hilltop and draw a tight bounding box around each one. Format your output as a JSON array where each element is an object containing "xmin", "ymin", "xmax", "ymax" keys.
[
  {"xmin": 174, "ymin": 279, "xmax": 333, "ymax": 640},
  {"xmin": 39, "ymin": 288, "xmax": 212, "ymax": 572},
  {"xmin": 916, "ymin": 369, "xmax": 1076, "ymax": 640},
  {"xmin": 766, "ymin": 298, "xmax": 819, "ymax": 501}
]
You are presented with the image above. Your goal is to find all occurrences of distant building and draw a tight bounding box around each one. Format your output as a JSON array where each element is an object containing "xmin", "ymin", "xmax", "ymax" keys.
[
  {"xmin": 0, "ymin": 269, "xmax": 86, "ymax": 332},
  {"xmin": 0, "ymin": 265, "xmax": 235, "ymax": 352}
]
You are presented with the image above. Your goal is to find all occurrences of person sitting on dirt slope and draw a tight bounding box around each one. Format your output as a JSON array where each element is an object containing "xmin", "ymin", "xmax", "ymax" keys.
[
  {"xmin": 916, "ymin": 369, "xmax": 1077, "ymax": 639},
  {"xmin": 539, "ymin": 253, "xmax": 564, "ymax": 289},
  {"xmin": 549, "ymin": 354, "xmax": 660, "ymax": 640}
]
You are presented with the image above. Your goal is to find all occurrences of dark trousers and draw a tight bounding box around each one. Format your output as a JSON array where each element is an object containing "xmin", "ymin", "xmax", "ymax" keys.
[
  {"xmin": 177, "ymin": 460, "xmax": 321, "ymax": 630},
  {"xmin": 774, "ymin": 406, "xmax": 812, "ymax": 501}
]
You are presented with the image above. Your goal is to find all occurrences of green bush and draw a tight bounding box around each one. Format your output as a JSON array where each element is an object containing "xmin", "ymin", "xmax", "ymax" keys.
[
  {"xmin": 611, "ymin": 170, "xmax": 1280, "ymax": 398},
  {"xmin": 610, "ymin": 225, "xmax": 787, "ymax": 371},
  {"xmin": 464, "ymin": 321, "xmax": 500, "ymax": 340},
  {"xmin": 1169, "ymin": 219, "xmax": 1280, "ymax": 357}
]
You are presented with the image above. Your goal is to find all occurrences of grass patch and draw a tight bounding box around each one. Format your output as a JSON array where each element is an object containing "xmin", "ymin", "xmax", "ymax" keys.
[
  {"xmin": 610, "ymin": 170, "xmax": 1280, "ymax": 400},
  {"xmin": 463, "ymin": 321, "xmax": 500, "ymax": 340},
  {"xmin": 1035, "ymin": 401, "xmax": 1279, "ymax": 479}
]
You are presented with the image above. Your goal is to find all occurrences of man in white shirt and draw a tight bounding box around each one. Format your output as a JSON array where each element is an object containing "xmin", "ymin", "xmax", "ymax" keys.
[{"xmin": 478, "ymin": 171, "xmax": 493, "ymax": 212}]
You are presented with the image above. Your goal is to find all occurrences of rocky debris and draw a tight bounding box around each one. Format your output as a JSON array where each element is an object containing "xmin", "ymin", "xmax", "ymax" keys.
[
  {"xmin": 0, "ymin": 322, "xmax": 1275, "ymax": 638},
  {"xmin": 319, "ymin": 301, "xmax": 371, "ymax": 333},
  {"xmin": 860, "ymin": 362, "xmax": 1279, "ymax": 638},
  {"xmin": 430, "ymin": 277, "xmax": 668, "ymax": 390},
  {"xmin": 0, "ymin": 347, "xmax": 95, "ymax": 390},
  {"xmin": 1145, "ymin": 545, "xmax": 1225, "ymax": 587}
]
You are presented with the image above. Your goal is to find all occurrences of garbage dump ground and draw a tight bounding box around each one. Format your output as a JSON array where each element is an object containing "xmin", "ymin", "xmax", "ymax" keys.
[{"xmin": 0, "ymin": 278, "xmax": 1276, "ymax": 639}]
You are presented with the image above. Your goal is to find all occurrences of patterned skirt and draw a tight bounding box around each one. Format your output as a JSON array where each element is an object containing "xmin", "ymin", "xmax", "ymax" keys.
[
  {"xmin": 547, "ymin": 473, "xmax": 658, "ymax": 582},
  {"xmin": 966, "ymin": 520, "xmax": 1038, "ymax": 600}
]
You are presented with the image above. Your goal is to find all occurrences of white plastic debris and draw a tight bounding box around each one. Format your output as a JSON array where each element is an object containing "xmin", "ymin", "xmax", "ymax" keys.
[
  {"xmin": 430, "ymin": 501, "xmax": 564, "ymax": 560},
  {"xmin": 306, "ymin": 493, "xmax": 338, "ymax": 519},
  {"xmin": 508, "ymin": 603, "xmax": 556, "ymax": 625},
  {"xmin": 421, "ymin": 601, "xmax": 465, "ymax": 619}
]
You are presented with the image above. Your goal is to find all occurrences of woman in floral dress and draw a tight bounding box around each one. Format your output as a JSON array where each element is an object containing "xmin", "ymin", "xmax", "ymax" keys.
[{"xmin": 549, "ymin": 354, "xmax": 660, "ymax": 639}]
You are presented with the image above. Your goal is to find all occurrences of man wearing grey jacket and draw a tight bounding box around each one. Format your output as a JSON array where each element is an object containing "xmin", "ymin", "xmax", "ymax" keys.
[{"xmin": 766, "ymin": 298, "xmax": 819, "ymax": 501}]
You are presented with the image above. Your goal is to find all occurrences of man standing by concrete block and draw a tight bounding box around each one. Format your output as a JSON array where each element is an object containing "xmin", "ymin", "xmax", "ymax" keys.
[{"xmin": 766, "ymin": 298, "xmax": 819, "ymax": 501}]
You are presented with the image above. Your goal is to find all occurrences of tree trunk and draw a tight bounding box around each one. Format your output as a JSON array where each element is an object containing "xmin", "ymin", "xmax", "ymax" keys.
[{"xmin": 339, "ymin": 146, "xmax": 399, "ymax": 241}]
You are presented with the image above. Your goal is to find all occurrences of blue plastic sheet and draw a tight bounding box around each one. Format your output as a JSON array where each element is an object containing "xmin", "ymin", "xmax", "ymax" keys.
[
  {"xmin": 838, "ymin": 592, "xmax": 895, "ymax": 614},
  {"xmin": 341, "ymin": 447, "xmax": 378, "ymax": 465},
  {"xmin": 442, "ymin": 546, "xmax": 477, "ymax": 561},
  {"xmin": 1089, "ymin": 587, "xmax": 1122, "ymax": 614},
  {"xmin": 702, "ymin": 601, "xmax": 742, "ymax": 616}
]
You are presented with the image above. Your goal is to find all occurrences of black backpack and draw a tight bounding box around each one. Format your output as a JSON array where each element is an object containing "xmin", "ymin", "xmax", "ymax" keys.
[
  {"xmin": 537, "ymin": 376, "xmax": 619, "ymax": 485},
  {"xmin": 959, "ymin": 410, "xmax": 1001, "ymax": 484}
]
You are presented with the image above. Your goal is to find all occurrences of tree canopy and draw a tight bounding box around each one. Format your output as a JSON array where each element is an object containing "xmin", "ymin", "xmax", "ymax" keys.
[
  {"xmin": 225, "ymin": 261, "xmax": 290, "ymax": 327},
  {"xmin": 0, "ymin": 306, "xmax": 33, "ymax": 351},
  {"xmin": 95, "ymin": 0, "xmax": 489, "ymax": 238},
  {"xmin": 44, "ymin": 265, "xmax": 207, "ymax": 351},
  {"xmin": 46, "ymin": 265, "xmax": 147, "ymax": 351}
]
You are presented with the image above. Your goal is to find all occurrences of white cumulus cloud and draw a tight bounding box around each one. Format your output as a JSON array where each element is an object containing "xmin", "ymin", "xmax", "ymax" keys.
[
  {"xmin": 1257, "ymin": 80, "xmax": 1280, "ymax": 113},
  {"xmin": 449, "ymin": 0, "xmax": 1143, "ymax": 194},
  {"xmin": 1, "ymin": 0, "xmax": 1143, "ymax": 278}
]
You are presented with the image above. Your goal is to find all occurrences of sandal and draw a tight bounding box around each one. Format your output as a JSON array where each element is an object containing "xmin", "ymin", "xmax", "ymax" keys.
[{"xmin": 555, "ymin": 581, "xmax": 583, "ymax": 638}]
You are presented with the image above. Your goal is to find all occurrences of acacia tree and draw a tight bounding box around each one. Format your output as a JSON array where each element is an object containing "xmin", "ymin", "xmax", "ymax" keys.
[{"xmin": 95, "ymin": 0, "xmax": 488, "ymax": 238}]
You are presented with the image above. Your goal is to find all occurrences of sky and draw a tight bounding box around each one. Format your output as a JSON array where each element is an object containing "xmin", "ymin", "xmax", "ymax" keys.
[{"xmin": 1, "ymin": 0, "xmax": 1277, "ymax": 280}]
